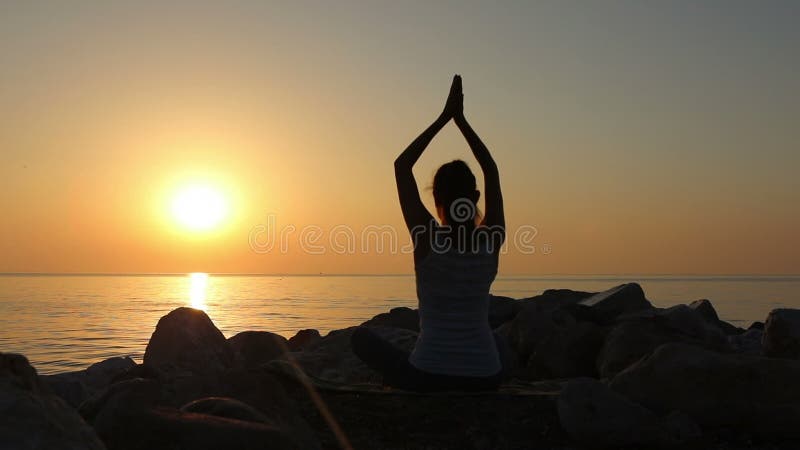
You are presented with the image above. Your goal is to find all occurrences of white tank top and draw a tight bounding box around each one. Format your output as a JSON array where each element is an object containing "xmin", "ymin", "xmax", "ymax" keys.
[{"xmin": 408, "ymin": 241, "xmax": 501, "ymax": 377}]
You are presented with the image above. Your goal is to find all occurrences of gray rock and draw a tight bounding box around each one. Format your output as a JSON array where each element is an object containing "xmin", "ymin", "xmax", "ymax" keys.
[
  {"xmin": 610, "ymin": 343, "xmax": 800, "ymax": 434},
  {"xmin": 576, "ymin": 283, "xmax": 652, "ymax": 324},
  {"xmin": 557, "ymin": 377, "xmax": 700, "ymax": 448},
  {"xmin": 0, "ymin": 353, "xmax": 106, "ymax": 450},
  {"xmin": 228, "ymin": 331, "xmax": 289, "ymax": 368},
  {"xmin": 763, "ymin": 308, "xmax": 800, "ymax": 359},
  {"xmin": 597, "ymin": 304, "xmax": 730, "ymax": 378},
  {"xmin": 143, "ymin": 307, "xmax": 236, "ymax": 375},
  {"xmin": 287, "ymin": 329, "xmax": 321, "ymax": 351}
]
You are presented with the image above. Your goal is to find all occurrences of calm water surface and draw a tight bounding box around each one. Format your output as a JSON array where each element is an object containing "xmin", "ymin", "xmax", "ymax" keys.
[{"xmin": 1, "ymin": 274, "xmax": 798, "ymax": 374}]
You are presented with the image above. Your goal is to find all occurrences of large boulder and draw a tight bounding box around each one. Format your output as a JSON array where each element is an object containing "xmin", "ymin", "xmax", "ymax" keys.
[
  {"xmin": 288, "ymin": 326, "xmax": 418, "ymax": 383},
  {"xmin": 576, "ymin": 283, "xmax": 652, "ymax": 324},
  {"xmin": 143, "ymin": 307, "xmax": 235, "ymax": 375},
  {"xmin": 287, "ymin": 329, "xmax": 321, "ymax": 351},
  {"xmin": 228, "ymin": 331, "xmax": 289, "ymax": 368},
  {"xmin": 361, "ymin": 307, "xmax": 420, "ymax": 331},
  {"xmin": 610, "ymin": 343, "xmax": 800, "ymax": 435},
  {"xmin": 557, "ymin": 377, "xmax": 700, "ymax": 448},
  {"xmin": 596, "ymin": 304, "xmax": 730, "ymax": 378},
  {"xmin": 0, "ymin": 353, "xmax": 106, "ymax": 450},
  {"xmin": 762, "ymin": 308, "xmax": 800, "ymax": 359}
]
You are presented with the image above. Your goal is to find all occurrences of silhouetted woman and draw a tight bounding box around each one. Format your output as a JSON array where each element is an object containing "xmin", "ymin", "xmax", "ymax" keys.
[{"xmin": 351, "ymin": 75, "xmax": 508, "ymax": 392}]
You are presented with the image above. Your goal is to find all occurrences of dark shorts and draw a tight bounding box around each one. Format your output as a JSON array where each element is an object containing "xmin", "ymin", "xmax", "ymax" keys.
[{"xmin": 350, "ymin": 326, "xmax": 510, "ymax": 393}]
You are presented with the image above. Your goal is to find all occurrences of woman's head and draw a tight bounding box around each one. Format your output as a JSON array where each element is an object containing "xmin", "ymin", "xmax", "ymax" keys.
[{"xmin": 433, "ymin": 160, "xmax": 480, "ymax": 226}]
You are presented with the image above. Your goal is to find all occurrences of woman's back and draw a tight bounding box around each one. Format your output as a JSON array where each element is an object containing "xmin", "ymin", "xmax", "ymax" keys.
[{"xmin": 410, "ymin": 242, "xmax": 501, "ymax": 377}]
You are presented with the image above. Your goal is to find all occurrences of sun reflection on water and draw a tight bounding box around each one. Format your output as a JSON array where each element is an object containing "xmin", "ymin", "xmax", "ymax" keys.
[{"xmin": 189, "ymin": 273, "xmax": 209, "ymax": 310}]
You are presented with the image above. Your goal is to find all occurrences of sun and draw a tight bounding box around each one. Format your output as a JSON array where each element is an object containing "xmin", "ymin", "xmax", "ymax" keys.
[{"xmin": 171, "ymin": 184, "xmax": 229, "ymax": 231}]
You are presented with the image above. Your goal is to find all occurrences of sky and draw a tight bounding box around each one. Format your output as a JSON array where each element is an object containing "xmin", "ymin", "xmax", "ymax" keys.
[{"xmin": 1, "ymin": 1, "xmax": 798, "ymax": 275}]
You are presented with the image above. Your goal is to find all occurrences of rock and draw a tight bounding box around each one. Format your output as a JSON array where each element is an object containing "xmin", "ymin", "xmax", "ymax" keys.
[
  {"xmin": 763, "ymin": 308, "xmax": 800, "ymax": 359},
  {"xmin": 689, "ymin": 299, "xmax": 744, "ymax": 335},
  {"xmin": 506, "ymin": 301, "xmax": 577, "ymax": 366},
  {"xmin": 43, "ymin": 356, "xmax": 137, "ymax": 408},
  {"xmin": 576, "ymin": 283, "xmax": 652, "ymax": 324},
  {"xmin": 728, "ymin": 328, "xmax": 763, "ymax": 355},
  {"xmin": 289, "ymin": 326, "xmax": 418, "ymax": 383},
  {"xmin": 488, "ymin": 295, "xmax": 521, "ymax": 328},
  {"xmin": 287, "ymin": 329, "xmax": 321, "ymax": 351},
  {"xmin": 557, "ymin": 377, "xmax": 700, "ymax": 448},
  {"xmin": 0, "ymin": 353, "xmax": 105, "ymax": 450},
  {"xmin": 597, "ymin": 304, "xmax": 730, "ymax": 378},
  {"xmin": 610, "ymin": 343, "xmax": 800, "ymax": 434},
  {"xmin": 228, "ymin": 331, "xmax": 289, "ymax": 368},
  {"xmin": 181, "ymin": 397, "xmax": 270, "ymax": 424},
  {"xmin": 143, "ymin": 307, "xmax": 235, "ymax": 375},
  {"xmin": 749, "ymin": 321, "xmax": 765, "ymax": 330},
  {"xmin": 689, "ymin": 298, "xmax": 719, "ymax": 322},
  {"xmin": 361, "ymin": 307, "xmax": 419, "ymax": 331},
  {"xmin": 80, "ymin": 378, "xmax": 161, "ymax": 432},
  {"xmin": 526, "ymin": 321, "xmax": 606, "ymax": 380},
  {"xmin": 518, "ymin": 288, "xmax": 595, "ymax": 310}
]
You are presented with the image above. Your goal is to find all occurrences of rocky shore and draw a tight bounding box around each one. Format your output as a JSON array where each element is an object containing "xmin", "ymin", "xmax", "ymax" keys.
[{"xmin": 3, "ymin": 283, "xmax": 800, "ymax": 449}]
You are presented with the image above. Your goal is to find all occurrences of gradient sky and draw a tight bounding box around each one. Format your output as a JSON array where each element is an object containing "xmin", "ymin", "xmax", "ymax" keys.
[{"xmin": 1, "ymin": 1, "xmax": 798, "ymax": 275}]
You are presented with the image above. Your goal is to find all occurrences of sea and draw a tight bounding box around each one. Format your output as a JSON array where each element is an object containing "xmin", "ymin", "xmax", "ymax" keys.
[{"xmin": 1, "ymin": 274, "xmax": 799, "ymax": 374}]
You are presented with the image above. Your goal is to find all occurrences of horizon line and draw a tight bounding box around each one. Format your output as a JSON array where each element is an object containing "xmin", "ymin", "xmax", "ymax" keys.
[{"xmin": 1, "ymin": 272, "xmax": 799, "ymax": 278}]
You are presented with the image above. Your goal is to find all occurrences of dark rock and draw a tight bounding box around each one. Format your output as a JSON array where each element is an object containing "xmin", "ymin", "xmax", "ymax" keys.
[
  {"xmin": 181, "ymin": 397, "xmax": 270, "ymax": 424},
  {"xmin": 288, "ymin": 326, "xmax": 418, "ymax": 383},
  {"xmin": 287, "ymin": 329, "xmax": 321, "ymax": 351},
  {"xmin": 576, "ymin": 283, "xmax": 652, "ymax": 324},
  {"xmin": 518, "ymin": 288, "xmax": 595, "ymax": 310},
  {"xmin": 143, "ymin": 307, "xmax": 235, "ymax": 375},
  {"xmin": 749, "ymin": 321, "xmax": 765, "ymax": 331},
  {"xmin": 80, "ymin": 378, "xmax": 161, "ymax": 430},
  {"xmin": 526, "ymin": 321, "xmax": 606, "ymax": 379},
  {"xmin": 610, "ymin": 343, "xmax": 800, "ymax": 434},
  {"xmin": 488, "ymin": 295, "xmax": 522, "ymax": 328},
  {"xmin": 763, "ymin": 308, "xmax": 800, "ymax": 359},
  {"xmin": 228, "ymin": 331, "xmax": 289, "ymax": 368},
  {"xmin": 689, "ymin": 299, "xmax": 745, "ymax": 335},
  {"xmin": 361, "ymin": 306, "xmax": 420, "ymax": 331},
  {"xmin": 597, "ymin": 304, "xmax": 730, "ymax": 378},
  {"xmin": 0, "ymin": 353, "xmax": 105, "ymax": 450},
  {"xmin": 43, "ymin": 356, "xmax": 137, "ymax": 408},
  {"xmin": 728, "ymin": 328, "xmax": 763, "ymax": 355},
  {"xmin": 507, "ymin": 301, "xmax": 577, "ymax": 366},
  {"xmin": 557, "ymin": 377, "xmax": 700, "ymax": 448},
  {"xmin": 689, "ymin": 298, "xmax": 720, "ymax": 322}
]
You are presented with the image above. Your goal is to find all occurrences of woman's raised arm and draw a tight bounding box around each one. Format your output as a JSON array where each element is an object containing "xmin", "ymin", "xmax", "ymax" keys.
[
  {"xmin": 394, "ymin": 76, "xmax": 462, "ymax": 232},
  {"xmin": 453, "ymin": 89, "xmax": 505, "ymax": 235}
]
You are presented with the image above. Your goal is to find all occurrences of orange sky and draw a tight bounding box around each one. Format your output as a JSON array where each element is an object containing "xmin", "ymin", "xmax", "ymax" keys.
[{"xmin": 1, "ymin": 2, "xmax": 798, "ymax": 275}]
